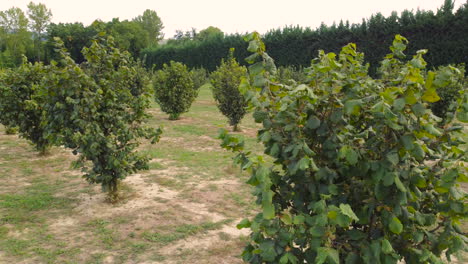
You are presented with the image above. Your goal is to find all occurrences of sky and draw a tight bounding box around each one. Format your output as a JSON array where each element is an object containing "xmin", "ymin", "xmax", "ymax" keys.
[{"xmin": 1, "ymin": 0, "xmax": 465, "ymax": 38}]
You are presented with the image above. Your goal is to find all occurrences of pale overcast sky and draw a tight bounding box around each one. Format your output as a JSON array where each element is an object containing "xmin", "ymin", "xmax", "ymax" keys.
[{"xmin": 1, "ymin": 0, "xmax": 465, "ymax": 38}]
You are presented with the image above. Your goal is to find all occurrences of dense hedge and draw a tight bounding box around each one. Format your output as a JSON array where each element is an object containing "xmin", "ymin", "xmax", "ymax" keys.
[
  {"xmin": 142, "ymin": 1, "xmax": 468, "ymax": 75},
  {"xmin": 143, "ymin": 34, "xmax": 249, "ymax": 72}
]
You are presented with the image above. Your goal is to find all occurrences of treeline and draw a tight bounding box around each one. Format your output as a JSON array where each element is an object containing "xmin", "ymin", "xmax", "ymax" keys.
[
  {"xmin": 142, "ymin": 0, "xmax": 468, "ymax": 74},
  {"xmin": 0, "ymin": 2, "xmax": 163, "ymax": 67}
]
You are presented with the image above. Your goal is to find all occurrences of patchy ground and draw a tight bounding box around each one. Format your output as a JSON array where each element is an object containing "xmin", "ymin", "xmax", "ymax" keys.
[{"xmin": 0, "ymin": 85, "xmax": 261, "ymax": 264}]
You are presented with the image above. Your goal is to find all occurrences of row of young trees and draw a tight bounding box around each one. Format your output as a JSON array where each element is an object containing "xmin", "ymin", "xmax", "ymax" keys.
[
  {"xmin": 220, "ymin": 33, "xmax": 467, "ymax": 264},
  {"xmin": 143, "ymin": 0, "xmax": 468, "ymax": 75},
  {"xmin": 0, "ymin": 32, "xmax": 249, "ymax": 200},
  {"xmin": 0, "ymin": 36, "xmax": 161, "ymax": 199},
  {"xmin": 151, "ymin": 49, "xmax": 248, "ymax": 131},
  {"xmin": 151, "ymin": 47, "xmax": 466, "ymax": 134},
  {"xmin": 0, "ymin": 2, "xmax": 164, "ymax": 67}
]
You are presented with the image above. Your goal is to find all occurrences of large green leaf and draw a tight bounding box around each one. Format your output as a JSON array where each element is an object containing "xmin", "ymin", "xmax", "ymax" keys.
[
  {"xmin": 339, "ymin": 146, "xmax": 359, "ymax": 165},
  {"xmin": 389, "ymin": 217, "xmax": 403, "ymax": 234},
  {"xmin": 340, "ymin": 203, "xmax": 359, "ymax": 221},
  {"xmin": 315, "ymin": 247, "xmax": 328, "ymax": 264},
  {"xmin": 422, "ymin": 88, "xmax": 440, "ymax": 103},
  {"xmin": 307, "ymin": 115, "xmax": 321, "ymax": 129},
  {"xmin": 394, "ymin": 176, "xmax": 407, "ymax": 193},
  {"xmin": 315, "ymin": 247, "xmax": 340, "ymax": 264},
  {"xmin": 381, "ymin": 239, "xmax": 394, "ymax": 254},
  {"xmin": 259, "ymin": 240, "xmax": 278, "ymax": 261},
  {"xmin": 262, "ymin": 190, "xmax": 275, "ymax": 219},
  {"xmin": 344, "ymin": 99, "xmax": 363, "ymax": 116}
]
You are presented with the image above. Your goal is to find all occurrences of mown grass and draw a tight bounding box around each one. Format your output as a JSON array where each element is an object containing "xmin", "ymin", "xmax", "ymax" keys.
[{"xmin": 142, "ymin": 219, "xmax": 232, "ymax": 245}]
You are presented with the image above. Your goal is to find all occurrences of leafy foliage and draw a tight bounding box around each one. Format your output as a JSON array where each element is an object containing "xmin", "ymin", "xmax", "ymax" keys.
[
  {"xmin": 190, "ymin": 67, "xmax": 208, "ymax": 89},
  {"xmin": 41, "ymin": 36, "xmax": 161, "ymax": 196},
  {"xmin": 428, "ymin": 65, "xmax": 466, "ymax": 121},
  {"xmin": 153, "ymin": 61, "xmax": 198, "ymax": 120},
  {"xmin": 220, "ymin": 33, "xmax": 467, "ymax": 263},
  {"xmin": 276, "ymin": 66, "xmax": 307, "ymax": 85},
  {"xmin": 210, "ymin": 49, "xmax": 248, "ymax": 131},
  {"xmin": 45, "ymin": 22, "xmax": 94, "ymax": 64},
  {"xmin": 0, "ymin": 58, "xmax": 51, "ymax": 153}
]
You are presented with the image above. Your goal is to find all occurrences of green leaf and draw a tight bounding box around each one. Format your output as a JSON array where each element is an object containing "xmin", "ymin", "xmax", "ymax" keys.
[
  {"xmin": 400, "ymin": 135, "xmax": 414, "ymax": 150},
  {"xmin": 381, "ymin": 239, "xmax": 394, "ymax": 254},
  {"xmin": 339, "ymin": 203, "xmax": 359, "ymax": 221},
  {"xmin": 457, "ymin": 110, "xmax": 468, "ymax": 123},
  {"xmin": 253, "ymin": 75, "xmax": 267, "ymax": 87},
  {"xmin": 424, "ymin": 124, "xmax": 442, "ymax": 137},
  {"xmin": 386, "ymin": 152, "xmax": 399, "ymax": 166},
  {"xmin": 316, "ymin": 167, "xmax": 334, "ymax": 181},
  {"xmin": 307, "ymin": 115, "xmax": 321, "ymax": 129},
  {"xmin": 309, "ymin": 226, "xmax": 326, "ymax": 237},
  {"xmin": 237, "ymin": 218, "xmax": 251, "ymax": 229},
  {"xmin": 425, "ymin": 71, "xmax": 435, "ymax": 89},
  {"xmin": 280, "ymin": 254, "xmax": 289, "ymax": 264},
  {"xmin": 310, "ymin": 214, "xmax": 328, "ymax": 227},
  {"xmin": 345, "ymin": 253, "xmax": 360, "ymax": 264},
  {"xmin": 411, "ymin": 103, "xmax": 426, "ymax": 117},
  {"xmin": 247, "ymin": 41, "xmax": 259, "ymax": 52},
  {"xmin": 259, "ymin": 240, "xmax": 277, "ymax": 261},
  {"xmin": 383, "ymin": 171, "xmax": 395, "ymax": 186},
  {"xmin": 281, "ymin": 213, "xmax": 293, "ymax": 225},
  {"xmin": 270, "ymin": 143, "xmax": 280, "ymax": 156},
  {"xmin": 414, "ymin": 232, "xmax": 424, "ymax": 243},
  {"xmin": 394, "ymin": 176, "xmax": 407, "ymax": 193},
  {"xmin": 293, "ymin": 215, "xmax": 305, "ymax": 225},
  {"xmin": 327, "ymin": 210, "xmax": 338, "ymax": 220},
  {"xmin": 298, "ymin": 157, "xmax": 310, "ymax": 171},
  {"xmin": 405, "ymin": 91, "xmax": 418, "ymax": 105},
  {"xmin": 315, "ymin": 247, "xmax": 339, "ymax": 264},
  {"xmin": 328, "ymin": 184, "xmax": 338, "ymax": 195},
  {"xmin": 316, "ymin": 247, "xmax": 328, "ymax": 264},
  {"xmin": 262, "ymin": 190, "xmax": 275, "ymax": 219},
  {"xmin": 389, "ymin": 217, "xmax": 403, "ymax": 234},
  {"xmin": 339, "ymin": 146, "xmax": 359, "ymax": 165},
  {"xmin": 336, "ymin": 213, "xmax": 351, "ymax": 227},
  {"xmin": 393, "ymin": 98, "xmax": 406, "ymax": 111},
  {"xmin": 344, "ymin": 99, "xmax": 363, "ymax": 116},
  {"xmin": 412, "ymin": 144, "xmax": 425, "ymax": 160},
  {"xmin": 410, "ymin": 57, "xmax": 425, "ymax": 69},
  {"xmin": 280, "ymin": 252, "xmax": 297, "ymax": 264},
  {"xmin": 422, "ymin": 88, "xmax": 440, "ymax": 103},
  {"xmin": 260, "ymin": 131, "xmax": 271, "ymax": 142},
  {"xmin": 245, "ymin": 53, "xmax": 259, "ymax": 64},
  {"xmin": 328, "ymin": 248, "xmax": 340, "ymax": 264},
  {"xmin": 249, "ymin": 62, "xmax": 264, "ymax": 75},
  {"xmin": 312, "ymin": 200, "xmax": 326, "ymax": 214},
  {"xmin": 263, "ymin": 204, "xmax": 275, "ymax": 220},
  {"xmin": 256, "ymin": 166, "xmax": 270, "ymax": 183},
  {"xmin": 347, "ymin": 229, "xmax": 366, "ymax": 240}
]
